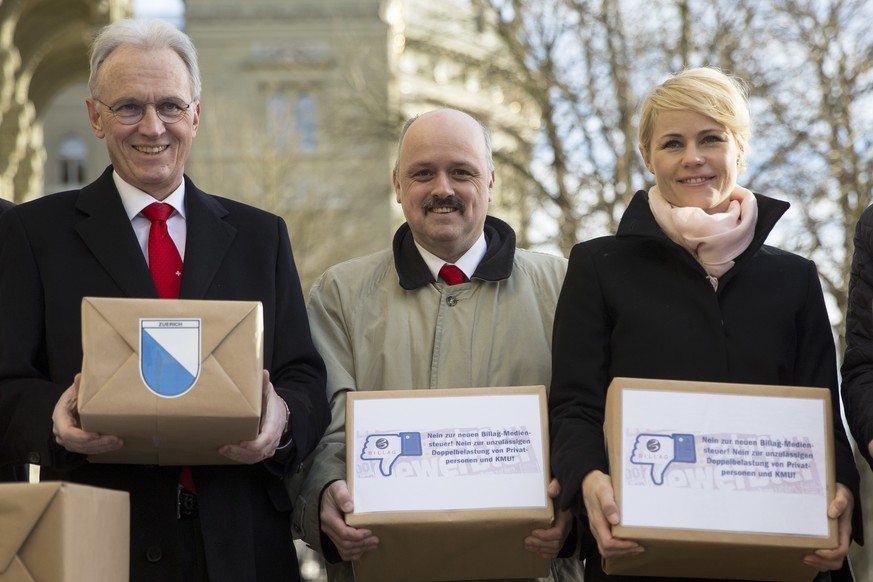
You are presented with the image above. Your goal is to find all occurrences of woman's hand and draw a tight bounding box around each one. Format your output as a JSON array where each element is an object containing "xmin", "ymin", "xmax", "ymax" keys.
[{"xmin": 581, "ymin": 470, "xmax": 644, "ymax": 559}]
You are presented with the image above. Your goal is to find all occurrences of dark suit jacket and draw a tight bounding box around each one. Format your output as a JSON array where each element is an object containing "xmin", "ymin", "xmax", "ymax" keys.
[
  {"xmin": 0, "ymin": 167, "xmax": 328, "ymax": 582},
  {"xmin": 0, "ymin": 197, "xmax": 23, "ymax": 483}
]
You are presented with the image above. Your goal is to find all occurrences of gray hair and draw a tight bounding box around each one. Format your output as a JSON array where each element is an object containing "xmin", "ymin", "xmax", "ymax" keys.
[
  {"xmin": 89, "ymin": 19, "xmax": 201, "ymax": 101},
  {"xmin": 394, "ymin": 109, "xmax": 494, "ymax": 173}
]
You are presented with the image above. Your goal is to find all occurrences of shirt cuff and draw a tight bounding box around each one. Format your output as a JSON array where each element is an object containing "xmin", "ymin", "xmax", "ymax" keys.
[{"xmin": 276, "ymin": 397, "xmax": 293, "ymax": 451}]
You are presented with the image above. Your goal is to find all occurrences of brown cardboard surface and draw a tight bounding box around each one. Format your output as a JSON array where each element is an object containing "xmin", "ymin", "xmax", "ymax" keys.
[
  {"xmin": 346, "ymin": 386, "xmax": 552, "ymax": 582},
  {"xmin": 0, "ymin": 482, "xmax": 129, "ymax": 582},
  {"xmin": 604, "ymin": 377, "xmax": 837, "ymax": 582},
  {"xmin": 78, "ymin": 297, "xmax": 263, "ymax": 465}
]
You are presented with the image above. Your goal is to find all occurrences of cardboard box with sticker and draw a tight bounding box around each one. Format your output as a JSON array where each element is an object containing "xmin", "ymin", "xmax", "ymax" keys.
[
  {"xmin": 604, "ymin": 377, "xmax": 837, "ymax": 582},
  {"xmin": 78, "ymin": 297, "xmax": 263, "ymax": 465},
  {"xmin": 345, "ymin": 386, "xmax": 553, "ymax": 582}
]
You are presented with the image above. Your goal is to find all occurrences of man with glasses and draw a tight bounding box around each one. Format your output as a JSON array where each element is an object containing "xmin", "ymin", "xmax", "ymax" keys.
[
  {"xmin": 0, "ymin": 18, "xmax": 328, "ymax": 582},
  {"xmin": 91, "ymin": 98, "xmax": 196, "ymax": 125}
]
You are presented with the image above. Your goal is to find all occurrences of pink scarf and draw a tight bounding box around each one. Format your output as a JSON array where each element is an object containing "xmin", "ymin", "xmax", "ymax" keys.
[{"xmin": 648, "ymin": 185, "xmax": 758, "ymax": 284}]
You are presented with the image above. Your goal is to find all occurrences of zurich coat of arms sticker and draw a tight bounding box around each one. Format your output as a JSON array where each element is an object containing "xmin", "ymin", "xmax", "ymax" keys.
[{"xmin": 140, "ymin": 318, "xmax": 202, "ymax": 397}]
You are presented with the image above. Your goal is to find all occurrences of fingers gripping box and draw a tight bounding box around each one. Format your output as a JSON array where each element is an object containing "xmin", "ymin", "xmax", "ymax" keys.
[
  {"xmin": 604, "ymin": 377, "xmax": 837, "ymax": 582},
  {"xmin": 78, "ymin": 297, "xmax": 263, "ymax": 465},
  {"xmin": 345, "ymin": 386, "xmax": 553, "ymax": 582}
]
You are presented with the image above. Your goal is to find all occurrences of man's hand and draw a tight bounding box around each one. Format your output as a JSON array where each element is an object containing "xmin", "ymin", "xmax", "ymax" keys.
[
  {"xmin": 582, "ymin": 470, "xmax": 643, "ymax": 559},
  {"xmin": 803, "ymin": 483, "xmax": 854, "ymax": 572},
  {"xmin": 525, "ymin": 478, "xmax": 573, "ymax": 559},
  {"xmin": 52, "ymin": 374, "xmax": 123, "ymax": 455},
  {"xmin": 321, "ymin": 480, "xmax": 379, "ymax": 561},
  {"xmin": 220, "ymin": 370, "xmax": 287, "ymax": 463}
]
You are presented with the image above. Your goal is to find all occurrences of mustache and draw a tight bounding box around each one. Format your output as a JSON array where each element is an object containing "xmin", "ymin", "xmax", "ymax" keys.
[{"xmin": 422, "ymin": 195, "xmax": 466, "ymax": 214}]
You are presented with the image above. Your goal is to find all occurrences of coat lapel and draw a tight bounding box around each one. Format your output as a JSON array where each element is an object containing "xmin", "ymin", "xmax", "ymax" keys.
[
  {"xmin": 74, "ymin": 169, "xmax": 158, "ymax": 297},
  {"xmin": 179, "ymin": 178, "xmax": 237, "ymax": 299}
]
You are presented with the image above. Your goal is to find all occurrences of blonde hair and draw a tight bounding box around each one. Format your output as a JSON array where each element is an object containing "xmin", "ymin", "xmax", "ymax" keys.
[{"xmin": 638, "ymin": 67, "xmax": 751, "ymax": 172}]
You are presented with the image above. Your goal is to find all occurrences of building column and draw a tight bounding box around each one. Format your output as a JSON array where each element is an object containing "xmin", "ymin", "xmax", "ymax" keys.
[{"xmin": 0, "ymin": 0, "xmax": 130, "ymax": 202}]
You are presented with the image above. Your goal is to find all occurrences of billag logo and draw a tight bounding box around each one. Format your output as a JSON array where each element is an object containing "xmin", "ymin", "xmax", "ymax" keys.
[
  {"xmin": 631, "ymin": 433, "xmax": 696, "ymax": 485},
  {"xmin": 360, "ymin": 432, "xmax": 423, "ymax": 476}
]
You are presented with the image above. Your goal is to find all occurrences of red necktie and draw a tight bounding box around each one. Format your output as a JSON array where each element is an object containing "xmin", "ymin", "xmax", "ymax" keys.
[
  {"xmin": 141, "ymin": 203, "xmax": 195, "ymax": 495},
  {"xmin": 439, "ymin": 263, "xmax": 466, "ymax": 285},
  {"xmin": 141, "ymin": 202, "xmax": 183, "ymax": 299}
]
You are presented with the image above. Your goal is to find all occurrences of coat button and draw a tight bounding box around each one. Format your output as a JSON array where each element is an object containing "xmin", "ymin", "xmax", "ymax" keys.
[
  {"xmin": 146, "ymin": 546, "xmax": 163, "ymax": 562},
  {"xmin": 446, "ymin": 296, "xmax": 458, "ymax": 307},
  {"xmin": 26, "ymin": 452, "xmax": 40, "ymax": 464}
]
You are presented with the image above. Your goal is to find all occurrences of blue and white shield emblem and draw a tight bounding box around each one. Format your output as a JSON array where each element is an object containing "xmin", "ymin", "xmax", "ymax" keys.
[{"xmin": 140, "ymin": 318, "xmax": 201, "ymax": 398}]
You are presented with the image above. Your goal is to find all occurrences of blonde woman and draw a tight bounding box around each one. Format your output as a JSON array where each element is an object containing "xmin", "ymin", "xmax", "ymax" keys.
[{"xmin": 548, "ymin": 67, "xmax": 860, "ymax": 582}]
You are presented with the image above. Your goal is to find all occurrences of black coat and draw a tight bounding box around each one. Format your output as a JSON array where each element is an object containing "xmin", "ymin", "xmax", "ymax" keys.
[
  {"xmin": 0, "ymin": 167, "xmax": 329, "ymax": 582},
  {"xmin": 0, "ymin": 197, "xmax": 23, "ymax": 483},
  {"xmin": 841, "ymin": 203, "xmax": 873, "ymax": 470},
  {"xmin": 549, "ymin": 190, "xmax": 861, "ymax": 581}
]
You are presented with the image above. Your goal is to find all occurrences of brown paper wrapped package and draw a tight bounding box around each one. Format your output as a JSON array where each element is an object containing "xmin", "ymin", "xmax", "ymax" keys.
[
  {"xmin": 78, "ymin": 297, "xmax": 263, "ymax": 465},
  {"xmin": 0, "ymin": 482, "xmax": 129, "ymax": 581}
]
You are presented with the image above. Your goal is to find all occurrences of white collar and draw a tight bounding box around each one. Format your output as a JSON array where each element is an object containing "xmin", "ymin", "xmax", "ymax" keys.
[
  {"xmin": 414, "ymin": 233, "xmax": 487, "ymax": 282},
  {"xmin": 114, "ymin": 171, "xmax": 187, "ymax": 220}
]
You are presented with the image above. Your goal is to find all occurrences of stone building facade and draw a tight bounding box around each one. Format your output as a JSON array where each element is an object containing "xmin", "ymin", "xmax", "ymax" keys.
[
  {"xmin": 10, "ymin": 0, "xmax": 540, "ymax": 289},
  {"xmin": 0, "ymin": 0, "xmax": 132, "ymax": 204}
]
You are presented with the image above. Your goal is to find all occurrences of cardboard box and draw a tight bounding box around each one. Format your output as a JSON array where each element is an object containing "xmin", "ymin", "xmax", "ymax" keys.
[
  {"xmin": 78, "ymin": 297, "xmax": 263, "ymax": 465},
  {"xmin": 345, "ymin": 386, "xmax": 552, "ymax": 582},
  {"xmin": 604, "ymin": 377, "xmax": 837, "ymax": 582},
  {"xmin": 0, "ymin": 482, "xmax": 129, "ymax": 581}
]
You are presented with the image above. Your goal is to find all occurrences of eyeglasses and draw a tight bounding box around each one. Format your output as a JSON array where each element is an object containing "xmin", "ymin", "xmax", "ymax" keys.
[{"xmin": 93, "ymin": 98, "xmax": 195, "ymax": 125}]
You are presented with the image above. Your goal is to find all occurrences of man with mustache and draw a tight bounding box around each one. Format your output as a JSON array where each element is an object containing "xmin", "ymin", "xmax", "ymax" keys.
[{"xmin": 287, "ymin": 108, "xmax": 582, "ymax": 581}]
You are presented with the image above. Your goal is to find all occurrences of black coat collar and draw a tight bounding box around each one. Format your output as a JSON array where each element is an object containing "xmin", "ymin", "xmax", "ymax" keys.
[
  {"xmin": 73, "ymin": 166, "xmax": 237, "ymax": 299},
  {"xmin": 393, "ymin": 215, "xmax": 517, "ymax": 290}
]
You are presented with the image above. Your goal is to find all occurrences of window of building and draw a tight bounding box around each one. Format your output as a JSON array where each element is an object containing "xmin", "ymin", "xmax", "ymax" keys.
[
  {"xmin": 266, "ymin": 92, "xmax": 318, "ymax": 153},
  {"xmin": 267, "ymin": 94, "xmax": 294, "ymax": 152},
  {"xmin": 295, "ymin": 93, "xmax": 317, "ymax": 153},
  {"xmin": 58, "ymin": 134, "xmax": 87, "ymax": 186}
]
